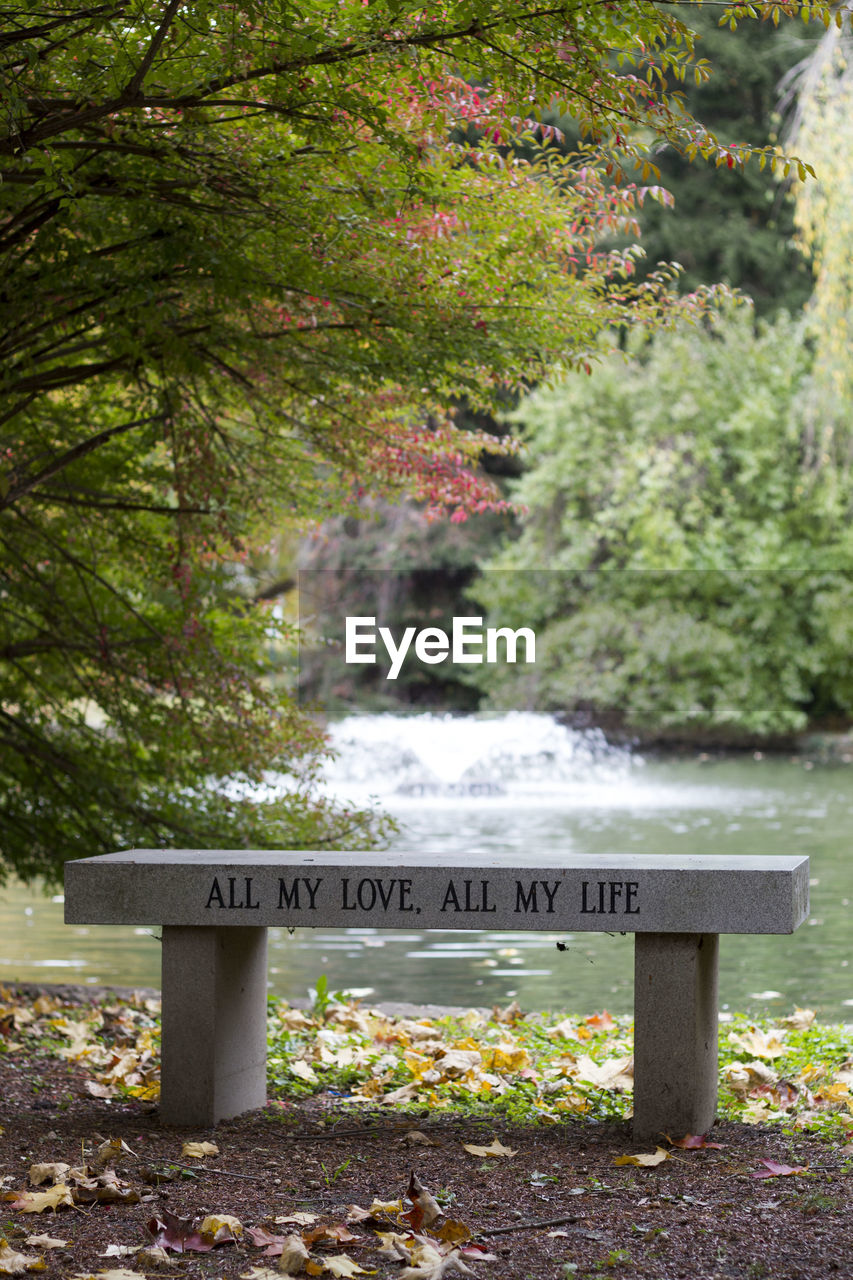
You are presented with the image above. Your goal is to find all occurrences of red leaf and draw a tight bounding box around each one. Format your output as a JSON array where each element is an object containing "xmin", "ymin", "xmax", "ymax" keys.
[
  {"xmin": 667, "ymin": 1134, "xmax": 725, "ymax": 1150},
  {"xmin": 749, "ymin": 1160, "xmax": 808, "ymax": 1180},
  {"xmin": 146, "ymin": 1210, "xmax": 214, "ymax": 1253}
]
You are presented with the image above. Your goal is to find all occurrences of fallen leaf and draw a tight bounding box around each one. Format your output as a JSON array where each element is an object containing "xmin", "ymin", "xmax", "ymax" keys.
[
  {"xmin": 584, "ymin": 1011, "xmax": 616, "ymax": 1031},
  {"xmin": 275, "ymin": 1213, "xmax": 319, "ymax": 1227},
  {"xmin": 28, "ymin": 1165, "xmax": 70, "ymax": 1187},
  {"xmin": 22, "ymin": 1239, "xmax": 66, "ymax": 1251},
  {"xmin": 93, "ymin": 1139, "xmax": 135, "ymax": 1169},
  {"xmin": 434, "ymin": 1049, "xmax": 481, "ymax": 1079},
  {"xmin": 492, "ymin": 1000, "xmax": 525, "ymax": 1025},
  {"xmin": 402, "ymin": 1173, "xmax": 441, "ymax": 1230},
  {"xmin": 367, "ymin": 1200, "xmax": 404, "ymax": 1216},
  {"xmin": 403, "ymin": 1132, "xmax": 439, "ymax": 1148},
  {"xmin": 199, "ymin": 1214, "xmax": 242, "ymax": 1244},
  {"xmin": 84, "ymin": 1083, "xmax": 117, "ymax": 1100},
  {"xmin": 303, "ymin": 1225, "xmax": 361, "ymax": 1247},
  {"xmin": 462, "ymin": 1139, "xmax": 517, "ymax": 1159},
  {"xmin": 0, "ymin": 1240, "xmax": 46, "ymax": 1274},
  {"xmin": 290, "ymin": 1060, "xmax": 319, "ymax": 1085},
  {"xmin": 146, "ymin": 1211, "xmax": 213, "ymax": 1254},
  {"xmin": 614, "ymin": 1148, "xmax": 670, "ymax": 1168},
  {"xmin": 433, "ymin": 1220, "xmax": 471, "ymax": 1245},
  {"xmin": 181, "ymin": 1142, "xmax": 218, "ymax": 1160},
  {"xmin": 4, "ymin": 1186, "xmax": 75, "ymax": 1213},
  {"xmin": 749, "ymin": 1160, "xmax": 808, "ymax": 1179},
  {"xmin": 246, "ymin": 1226, "xmax": 288, "ymax": 1256},
  {"xmin": 277, "ymin": 1234, "xmax": 312, "ymax": 1275},
  {"xmin": 728, "ymin": 1028, "xmax": 788, "ymax": 1060},
  {"xmin": 779, "ymin": 1008, "xmax": 816, "ymax": 1030},
  {"xmin": 98, "ymin": 1247, "xmax": 136, "ymax": 1259},
  {"xmin": 398, "ymin": 1239, "xmax": 473, "ymax": 1280},
  {"xmin": 322, "ymin": 1258, "xmax": 369, "ymax": 1277},
  {"xmin": 70, "ymin": 1271, "xmax": 143, "ymax": 1280},
  {"xmin": 573, "ymin": 1054, "xmax": 633, "ymax": 1091},
  {"xmin": 666, "ymin": 1135, "xmax": 725, "ymax": 1150},
  {"xmin": 135, "ymin": 1247, "xmax": 175, "ymax": 1269}
]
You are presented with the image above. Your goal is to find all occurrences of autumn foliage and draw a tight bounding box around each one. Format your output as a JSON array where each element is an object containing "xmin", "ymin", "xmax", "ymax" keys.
[{"xmin": 0, "ymin": 1, "xmax": 842, "ymax": 874}]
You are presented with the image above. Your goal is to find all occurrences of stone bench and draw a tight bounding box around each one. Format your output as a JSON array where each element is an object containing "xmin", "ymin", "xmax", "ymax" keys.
[{"xmin": 64, "ymin": 850, "xmax": 809, "ymax": 1140}]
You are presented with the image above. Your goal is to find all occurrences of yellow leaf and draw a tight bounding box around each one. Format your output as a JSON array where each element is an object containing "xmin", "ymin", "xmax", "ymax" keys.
[
  {"xmin": 614, "ymin": 1148, "xmax": 670, "ymax": 1168},
  {"xmin": 481, "ymin": 1044, "xmax": 530, "ymax": 1074},
  {"xmin": 434, "ymin": 1220, "xmax": 471, "ymax": 1244},
  {"xmin": 462, "ymin": 1139, "xmax": 517, "ymax": 1158},
  {"xmin": 323, "ymin": 1258, "xmax": 370, "ymax": 1277},
  {"xmin": 275, "ymin": 1213, "xmax": 319, "ymax": 1227},
  {"xmin": 199, "ymin": 1214, "xmax": 242, "ymax": 1242},
  {"xmin": 28, "ymin": 1165, "xmax": 70, "ymax": 1187},
  {"xmin": 0, "ymin": 1240, "xmax": 47, "ymax": 1274},
  {"xmin": 728, "ymin": 1029, "xmax": 788, "ymax": 1060},
  {"xmin": 367, "ymin": 1199, "xmax": 404, "ymax": 1215},
  {"xmin": 5, "ymin": 1186, "xmax": 75, "ymax": 1213},
  {"xmin": 181, "ymin": 1142, "xmax": 219, "ymax": 1160}
]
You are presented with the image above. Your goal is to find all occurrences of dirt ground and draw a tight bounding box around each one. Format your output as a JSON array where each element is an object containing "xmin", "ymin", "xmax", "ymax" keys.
[{"xmin": 1, "ymin": 1049, "xmax": 851, "ymax": 1280}]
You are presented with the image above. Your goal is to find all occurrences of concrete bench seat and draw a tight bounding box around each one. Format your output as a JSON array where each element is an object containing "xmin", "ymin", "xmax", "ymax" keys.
[{"xmin": 64, "ymin": 850, "xmax": 809, "ymax": 1139}]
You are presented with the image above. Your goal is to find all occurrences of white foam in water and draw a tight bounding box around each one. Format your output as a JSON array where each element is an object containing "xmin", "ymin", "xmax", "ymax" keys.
[{"xmin": 324, "ymin": 711, "xmax": 634, "ymax": 789}]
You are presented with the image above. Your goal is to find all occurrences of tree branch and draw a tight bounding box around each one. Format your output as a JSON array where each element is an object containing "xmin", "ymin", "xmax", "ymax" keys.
[
  {"xmin": 123, "ymin": 0, "xmax": 183, "ymax": 99},
  {"xmin": 2, "ymin": 413, "xmax": 164, "ymax": 511}
]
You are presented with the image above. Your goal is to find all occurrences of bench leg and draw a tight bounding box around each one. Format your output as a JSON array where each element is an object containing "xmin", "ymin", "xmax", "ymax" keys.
[
  {"xmin": 632, "ymin": 933, "xmax": 719, "ymax": 1143},
  {"xmin": 159, "ymin": 926, "xmax": 268, "ymax": 1126}
]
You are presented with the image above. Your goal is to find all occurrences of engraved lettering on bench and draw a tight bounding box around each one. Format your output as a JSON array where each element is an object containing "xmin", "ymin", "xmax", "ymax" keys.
[
  {"xmin": 439, "ymin": 878, "xmax": 497, "ymax": 913},
  {"xmin": 514, "ymin": 880, "xmax": 561, "ymax": 913},
  {"xmin": 277, "ymin": 877, "xmax": 323, "ymax": 910},
  {"xmin": 580, "ymin": 880, "xmax": 640, "ymax": 914},
  {"xmin": 340, "ymin": 877, "xmax": 415, "ymax": 913},
  {"xmin": 205, "ymin": 875, "xmax": 260, "ymax": 909}
]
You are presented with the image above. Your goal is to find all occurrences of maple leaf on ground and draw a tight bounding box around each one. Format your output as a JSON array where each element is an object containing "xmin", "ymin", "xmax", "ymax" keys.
[
  {"xmin": 198, "ymin": 1215, "xmax": 243, "ymax": 1244},
  {"xmin": 573, "ymin": 1055, "xmax": 634, "ymax": 1091},
  {"xmin": 728, "ymin": 1028, "xmax": 788, "ymax": 1060},
  {"xmin": 749, "ymin": 1160, "xmax": 808, "ymax": 1179},
  {"xmin": 0, "ymin": 1238, "xmax": 46, "ymax": 1274},
  {"xmin": 28, "ymin": 1164, "xmax": 70, "ymax": 1187},
  {"xmin": 146, "ymin": 1211, "xmax": 214, "ymax": 1253},
  {"xmin": 246, "ymin": 1227, "xmax": 289, "ymax": 1257},
  {"xmin": 93, "ymin": 1139, "xmax": 135, "ymax": 1169},
  {"xmin": 402, "ymin": 1173, "xmax": 442, "ymax": 1230},
  {"xmin": 584, "ymin": 1011, "xmax": 617, "ymax": 1031},
  {"xmin": 277, "ymin": 1234, "xmax": 318, "ymax": 1276},
  {"xmin": 461, "ymin": 1139, "xmax": 517, "ymax": 1159},
  {"xmin": 666, "ymin": 1135, "xmax": 725, "ymax": 1150},
  {"xmin": 614, "ymin": 1148, "xmax": 671, "ymax": 1168},
  {"xmin": 491, "ymin": 1001, "xmax": 525, "ymax": 1025},
  {"xmin": 323, "ymin": 1258, "xmax": 370, "ymax": 1277},
  {"xmin": 181, "ymin": 1141, "xmax": 219, "ymax": 1160},
  {"xmin": 3, "ymin": 1185, "xmax": 75, "ymax": 1213},
  {"xmin": 398, "ymin": 1240, "xmax": 474, "ymax": 1280},
  {"xmin": 303, "ymin": 1225, "xmax": 361, "ymax": 1247}
]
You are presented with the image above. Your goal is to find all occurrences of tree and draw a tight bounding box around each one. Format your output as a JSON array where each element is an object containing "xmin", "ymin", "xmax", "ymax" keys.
[
  {"xmin": 0, "ymin": 1, "xmax": 838, "ymax": 879},
  {"xmin": 476, "ymin": 306, "xmax": 853, "ymax": 741},
  {"xmin": 789, "ymin": 16, "xmax": 853, "ymax": 476}
]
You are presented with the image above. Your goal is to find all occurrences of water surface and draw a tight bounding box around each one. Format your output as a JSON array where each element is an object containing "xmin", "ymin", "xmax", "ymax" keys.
[{"xmin": 2, "ymin": 713, "xmax": 851, "ymax": 1020}]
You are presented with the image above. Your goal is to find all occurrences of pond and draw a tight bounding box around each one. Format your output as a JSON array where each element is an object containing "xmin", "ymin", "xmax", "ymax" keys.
[{"xmin": 1, "ymin": 712, "xmax": 851, "ymax": 1021}]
